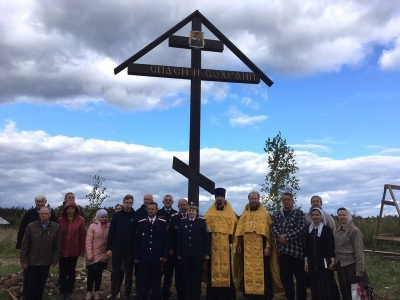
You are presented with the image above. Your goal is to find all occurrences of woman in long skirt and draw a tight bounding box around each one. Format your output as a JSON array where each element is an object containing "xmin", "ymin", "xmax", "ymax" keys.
[{"xmin": 304, "ymin": 208, "xmax": 340, "ymax": 300}]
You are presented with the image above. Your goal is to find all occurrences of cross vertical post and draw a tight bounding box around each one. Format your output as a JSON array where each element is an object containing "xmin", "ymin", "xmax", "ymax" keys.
[{"xmin": 188, "ymin": 16, "xmax": 202, "ymax": 207}]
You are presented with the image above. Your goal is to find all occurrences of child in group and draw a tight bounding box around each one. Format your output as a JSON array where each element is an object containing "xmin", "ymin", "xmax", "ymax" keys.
[{"xmin": 86, "ymin": 209, "xmax": 110, "ymax": 299}]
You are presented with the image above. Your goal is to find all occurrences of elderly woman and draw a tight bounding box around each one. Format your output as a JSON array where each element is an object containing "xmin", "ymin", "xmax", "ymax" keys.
[
  {"xmin": 58, "ymin": 201, "xmax": 86, "ymax": 300},
  {"xmin": 305, "ymin": 195, "xmax": 336, "ymax": 232},
  {"xmin": 86, "ymin": 209, "xmax": 110, "ymax": 300},
  {"xmin": 335, "ymin": 207, "xmax": 370, "ymax": 300},
  {"xmin": 304, "ymin": 208, "xmax": 340, "ymax": 300}
]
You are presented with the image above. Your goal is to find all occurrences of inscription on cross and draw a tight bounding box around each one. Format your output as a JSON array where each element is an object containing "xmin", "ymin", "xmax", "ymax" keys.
[{"xmin": 114, "ymin": 10, "xmax": 273, "ymax": 207}]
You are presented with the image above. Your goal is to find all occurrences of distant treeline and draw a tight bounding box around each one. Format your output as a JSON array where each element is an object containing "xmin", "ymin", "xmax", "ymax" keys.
[{"xmin": 0, "ymin": 205, "xmax": 117, "ymax": 227}]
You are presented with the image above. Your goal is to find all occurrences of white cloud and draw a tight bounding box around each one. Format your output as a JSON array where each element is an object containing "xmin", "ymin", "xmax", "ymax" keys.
[
  {"xmin": 1, "ymin": 122, "xmax": 399, "ymax": 217},
  {"xmin": 1, "ymin": 0, "xmax": 400, "ymax": 108},
  {"xmin": 226, "ymin": 106, "xmax": 267, "ymax": 127},
  {"xmin": 379, "ymin": 37, "xmax": 400, "ymax": 70}
]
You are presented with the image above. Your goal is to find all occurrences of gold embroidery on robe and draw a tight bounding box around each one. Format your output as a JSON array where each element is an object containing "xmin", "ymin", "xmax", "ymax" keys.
[
  {"xmin": 243, "ymin": 233, "xmax": 264, "ymax": 294},
  {"xmin": 233, "ymin": 204, "xmax": 284, "ymax": 295},
  {"xmin": 210, "ymin": 232, "xmax": 231, "ymax": 287},
  {"xmin": 205, "ymin": 200, "xmax": 238, "ymax": 287}
]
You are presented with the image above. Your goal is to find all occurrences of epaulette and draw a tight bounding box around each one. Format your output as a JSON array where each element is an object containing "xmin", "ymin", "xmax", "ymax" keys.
[
  {"xmin": 158, "ymin": 218, "xmax": 166, "ymax": 222},
  {"xmin": 138, "ymin": 219, "xmax": 147, "ymax": 222},
  {"xmin": 199, "ymin": 217, "xmax": 205, "ymax": 219},
  {"xmin": 171, "ymin": 212, "xmax": 179, "ymax": 217}
]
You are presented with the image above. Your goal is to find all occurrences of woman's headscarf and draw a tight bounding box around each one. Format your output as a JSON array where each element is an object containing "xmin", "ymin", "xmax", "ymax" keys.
[
  {"xmin": 308, "ymin": 195, "xmax": 323, "ymax": 213},
  {"xmin": 95, "ymin": 209, "xmax": 108, "ymax": 229},
  {"xmin": 337, "ymin": 207, "xmax": 352, "ymax": 226},
  {"xmin": 308, "ymin": 208, "xmax": 326, "ymax": 237}
]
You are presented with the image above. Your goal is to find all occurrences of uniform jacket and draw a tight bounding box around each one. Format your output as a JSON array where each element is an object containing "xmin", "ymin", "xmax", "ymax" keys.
[
  {"xmin": 107, "ymin": 208, "xmax": 136, "ymax": 251},
  {"xmin": 157, "ymin": 207, "xmax": 177, "ymax": 229},
  {"xmin": 86, "ymin": 221, "xmax": 110, "ymax": 266},
  {"xmin": 272, "ymin": 207, "xmax": 306, "ymax": 258},
  {"xmin": 334, "ymin": 221, "xmax": 365, "ymax": 271},
  {"xmin": 57, "ymin": 201, "xmax": 86, "ymax": 257},
  {"xmin": 134, "ymin": 217, "xmax": 169, "ymax": 263},
  {"xmin": 20, "ymin": 220, "xmax": 61, "ymax": 266},
  {"xmin": 169, "ymin": 212, "xmax": 187, "ymax": 253},
  {"xmin": 16, "ymin": 207, "xmax": 57, "ymax": 249},
  {"xmin": 177, "ymin": 217, "xmax": 210, "ymax": 258}
]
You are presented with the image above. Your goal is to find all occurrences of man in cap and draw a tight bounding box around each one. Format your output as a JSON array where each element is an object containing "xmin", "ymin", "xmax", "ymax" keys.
[
  {"xmin": 168, "ymin": 199, "xmax": 189, "ymax": 300},
  {"xmin": 234, "ymin": 191, "xmax": 283, "ymax": 299},
  {"xmin": 177, "ymin": 202, "xmax": 210, "ymax": 300},
  {"xmin": 204, "ymin": 188, "xmax": 238, "ymax": 300}
]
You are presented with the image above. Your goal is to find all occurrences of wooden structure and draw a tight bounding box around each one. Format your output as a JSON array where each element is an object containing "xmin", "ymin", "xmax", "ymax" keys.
[
  {"xmin": 372, "ymin": 184, "xmax": 400, "ymax": 255},
  {"xmin": 114, "ymin": 10, "xmax": 273, "ymax": 206}
]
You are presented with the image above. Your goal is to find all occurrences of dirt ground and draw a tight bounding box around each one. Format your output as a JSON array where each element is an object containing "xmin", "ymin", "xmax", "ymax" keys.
[{"xmin": 1, "ymin": 257, "xmax": 300, "ymax": 299}]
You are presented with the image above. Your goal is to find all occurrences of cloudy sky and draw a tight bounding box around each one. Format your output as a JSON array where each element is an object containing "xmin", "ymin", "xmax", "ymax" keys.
[{"xmin": 1, "ymin": 0, "xmax": 400, "ymax": 217}]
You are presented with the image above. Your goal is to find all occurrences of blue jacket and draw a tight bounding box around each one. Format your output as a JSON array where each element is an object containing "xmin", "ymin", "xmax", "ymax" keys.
[
  {"xmin": 177, "ymin": 217, "xmax": 210, "ymax": 258},
  {"xmin": 134, "ymin": 217, "xmax": 169, "ymax": 263},
  {"xmin": 107, "ymin": 208, "xmax": 136, "ymax": 251},
  {"xmin": 169, "ymin": 212, "xmax": 187, "ymax": 253}
]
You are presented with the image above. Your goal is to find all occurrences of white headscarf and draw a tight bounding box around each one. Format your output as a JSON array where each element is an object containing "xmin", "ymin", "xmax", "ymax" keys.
[
  {"xmin": 95, "ymin": 209, "xmax": 108, "ymax": 229},
  {"xmin": 337, "ymin": 207, "xmax": 352, "ymax": 226},
  {"xmin": 308, "ymin": 208, "xmax": 326, "ymax": 237}
]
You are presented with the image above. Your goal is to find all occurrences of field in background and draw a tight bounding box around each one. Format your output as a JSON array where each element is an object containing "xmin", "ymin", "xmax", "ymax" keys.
[{"xmin": 1, "ymin": 216, "xmax": 399, "ymax": 299}]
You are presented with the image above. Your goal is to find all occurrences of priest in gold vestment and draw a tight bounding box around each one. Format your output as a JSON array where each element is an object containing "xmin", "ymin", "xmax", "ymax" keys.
[
  {"xmin": 234, "ymin": 191, "xmax": 283, "ymax": 300},
  {"xmin": 204, "ymin": 187, "xmax": 238, "ymax": 300}
]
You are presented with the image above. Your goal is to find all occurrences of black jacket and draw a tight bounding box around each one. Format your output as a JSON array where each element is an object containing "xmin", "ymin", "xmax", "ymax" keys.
[
  {"xmin": 177, "ymin": 217, "xmax": 210, "ymax": 258},
  {"xmin": 134, "ymin": 217, "xmax": 169, "ymax": 263},
  {"xmin": 16, "ymin": 208, "xmax": 57, "ymax": 249},
  {"xmin": 169, "ymin": 212, "xmax": 187, "ymax": 253},
  {"xmin": 107, "ymin": 208, "xmax": 136, "ymax": 251},
  {"xmin": 157, "ymin": 207, "xmax": 177, "ymax": 228}
]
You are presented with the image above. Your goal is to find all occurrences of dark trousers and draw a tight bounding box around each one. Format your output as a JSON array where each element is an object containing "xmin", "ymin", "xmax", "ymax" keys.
[
  {"xmin": 182, "ymin": 256, "xmax": 204, "ymax": 300},
  {"xmin": 161, "ymin": 255, "xmax": 175, "ymax": 299},
  {"xmin": 110, "ymin": 270, "xmax": 125, "ymax": 294},
  {"xmin": 87, "ymin": 269, "xmax": 103, "ymax": 292},
  {"xmin": 138, "ymin": 262, "xmax": 162, "ymax": 300},
  {"xmin": 24, "ymin": 265, "xmax": 50, "ymax": 300},
  {"xmin": 174, "ymin": 257, "xmax": 185, "ymax": 300},
  {"xmin": 111, "ymin": 248, "xmax": 134, "ymax": 296},
  {"xmin": 278, "ymin": 254, "xmax": 307, "ymax": 300},
  {"xmin": 59, "ymin": 256, "xmax": 78, "ymax": 293},
  {"xmin": 337, "ymin": 262, "xmax": 370, "ymax": 300}
]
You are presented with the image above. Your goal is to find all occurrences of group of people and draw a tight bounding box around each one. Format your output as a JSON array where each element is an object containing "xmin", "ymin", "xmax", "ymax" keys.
[{"xmin": 17, "ymin": 189, "xmax": 369, "ymax": 300}]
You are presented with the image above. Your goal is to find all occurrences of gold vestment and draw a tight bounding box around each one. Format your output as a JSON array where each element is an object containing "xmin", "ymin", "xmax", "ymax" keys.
[
  {"xmin": 234, "ymin": 204, "xmax": 283, "ymax": 295},
  {"xmin": 204, "ymin": 200, "xmax": 237, "ymax": 287}
]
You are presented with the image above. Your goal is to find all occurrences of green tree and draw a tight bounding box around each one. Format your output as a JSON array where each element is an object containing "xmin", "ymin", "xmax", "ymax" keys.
[
  {"xmin": 85, "ymin": 170, "xmax": 110, "ymax": 224},
  {"xmin": 260, "ymin": 131, "xmax": 300, "ymax": 212}
]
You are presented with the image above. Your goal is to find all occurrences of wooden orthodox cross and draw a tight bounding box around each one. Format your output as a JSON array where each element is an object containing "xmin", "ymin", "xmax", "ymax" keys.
[{"xmin": 114, "ymin": 10, "xmax": 273, "ymax": 207}]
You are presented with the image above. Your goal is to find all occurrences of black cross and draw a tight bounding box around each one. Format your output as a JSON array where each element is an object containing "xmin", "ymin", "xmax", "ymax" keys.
[{"xmin": 114, "ymin": 10, "xmax": 273, "ymax": 207}]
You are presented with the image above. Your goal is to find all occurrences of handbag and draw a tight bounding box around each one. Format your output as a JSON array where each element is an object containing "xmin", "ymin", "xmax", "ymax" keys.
[{"xmin": 351, "ymin": 280, "xmax": 374, "ymax": 300}]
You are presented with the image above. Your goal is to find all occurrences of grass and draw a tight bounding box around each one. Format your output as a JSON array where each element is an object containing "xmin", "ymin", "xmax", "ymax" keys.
[{"xmin": 365, "ymin": 254, "xmax": 400, "ymax": 300}]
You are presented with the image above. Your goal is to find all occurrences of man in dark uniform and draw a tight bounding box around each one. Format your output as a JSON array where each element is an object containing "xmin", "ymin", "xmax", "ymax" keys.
[
  {"xmin": 168, "ymin": 199, "xmax": 188, "ymax": 300},
  {"xmin": 177, "ymin": 202, "xmax": 210, "ymax": 300},
  {"xmin": 134, "ymin": 202, "xmax": 169, "ymax": 300},
  {"xmin": 157, "ymin": 195, "xmax": 177, "ymax": 300}
]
